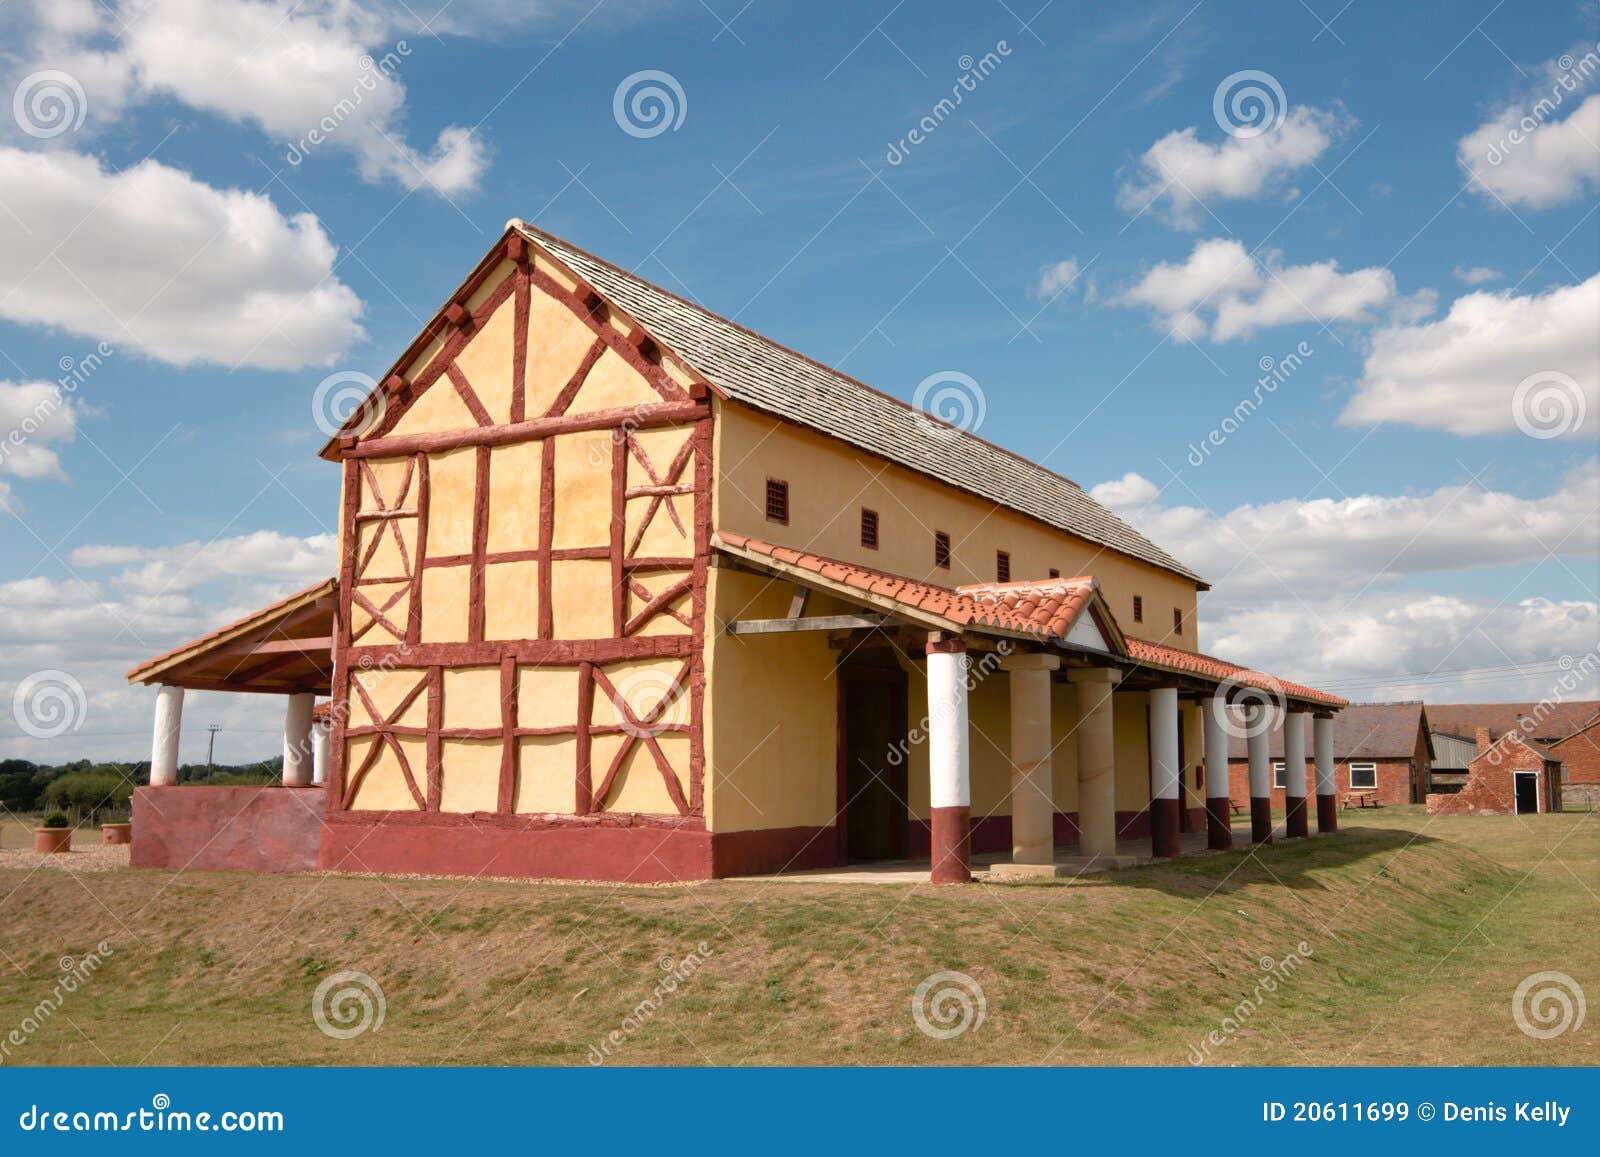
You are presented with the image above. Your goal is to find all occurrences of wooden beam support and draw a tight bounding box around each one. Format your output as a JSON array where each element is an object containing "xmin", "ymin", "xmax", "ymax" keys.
[{"xmin": 725, "ymin": 613, "xmax": 890, "ymax": 636}]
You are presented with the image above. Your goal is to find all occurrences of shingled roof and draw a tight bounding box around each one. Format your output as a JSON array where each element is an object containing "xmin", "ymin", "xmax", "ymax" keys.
[{"xmin": 513, "ymin": 221, "xmax": 1205, "ymax": 587}]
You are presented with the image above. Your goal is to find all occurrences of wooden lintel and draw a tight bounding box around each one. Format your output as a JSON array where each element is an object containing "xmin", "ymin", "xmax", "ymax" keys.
[
  {"xmin": 725, "ymin": 614, "xmax": 889, "ymax": 636},
  {"xmin": 220, "ymin": 635, "xmax": 334, "ymax": 658}
]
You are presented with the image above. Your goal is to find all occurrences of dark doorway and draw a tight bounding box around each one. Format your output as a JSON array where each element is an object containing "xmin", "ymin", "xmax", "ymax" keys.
[
  {"xmin": 837, "ymin": 665, "xmax": 909, "ymax": 863},
  {"xmin": 1514, "ymin": 771, "xmax": 1539, "ymax": 814}
]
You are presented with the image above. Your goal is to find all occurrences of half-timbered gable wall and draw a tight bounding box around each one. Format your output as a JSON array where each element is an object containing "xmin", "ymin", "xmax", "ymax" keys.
[{"xmin": 321, "ymin": 238, "xmax": 713, "ymax": 877}]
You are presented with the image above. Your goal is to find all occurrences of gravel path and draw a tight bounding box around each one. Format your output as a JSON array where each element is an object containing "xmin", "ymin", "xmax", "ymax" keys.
[{"xmin": 0, "ymin": 845, "xmax": 130, "ymax": 872}]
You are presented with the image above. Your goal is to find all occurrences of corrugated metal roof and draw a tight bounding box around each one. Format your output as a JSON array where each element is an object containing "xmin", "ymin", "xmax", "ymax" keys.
[{"xmin": 514, "ymin": 221, "xmax": 1206, "ymax": 587}]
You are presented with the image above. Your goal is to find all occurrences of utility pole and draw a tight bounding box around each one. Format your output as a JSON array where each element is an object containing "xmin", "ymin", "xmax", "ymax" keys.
[{"xmin": 207, "ymin": 724, "xmax": 221, "ymax": 771}]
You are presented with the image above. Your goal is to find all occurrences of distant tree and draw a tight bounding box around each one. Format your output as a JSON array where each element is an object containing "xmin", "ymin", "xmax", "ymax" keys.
[{"xmin": 40, "ymin": 770, "xmax": 136, "ymax": 821}]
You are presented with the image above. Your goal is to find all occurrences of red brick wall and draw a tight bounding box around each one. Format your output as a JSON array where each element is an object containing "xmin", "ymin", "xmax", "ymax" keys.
[
  {"xmin": 1227, "ymin": 758, "xmax": 1413, "ymax": 806},
  {"xmin": 1552, "ymin": 723, "xmax": 1600, "ymax": 784},
  {"xmin": 1426, "ymin": 738, "xmax": 1558, "ymax": 815}
]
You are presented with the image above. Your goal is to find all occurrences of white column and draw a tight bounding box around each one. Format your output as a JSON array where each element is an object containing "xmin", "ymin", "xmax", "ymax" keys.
[
  {"xmin": 149, "ymin": 685, "xmax": 185, "ymax": 787},
  {"xmin": 1246, "ymin": 705, "xmax": 1271, "ymax": 799},
  {"xmin": 1284, "ymin": 712, "xmax": 1309, "ymax": 801},
  {"xmin": 1204, "ymin": 694, "xmax": 1231, "ymax": 804},
  {"xmin": 1150, "ymin": 688, "xmax": 1181, "ymax": 803},
  {"xmin": 311, "ymin": 719, "xmax": 332, "ymax": 785},
  {"xmin": 1068, "ymin": 668, "xmax": 1119, "ymax": 859},
  {"xmin": 1314, "ymin": 715, "xmax": 1336, "ymax": 796},
  {"xmin": 282, "ymin": 692, "xmax": 316, "ymax": 787},
  {"xmin": 926, "ymin": 640, "xmax": 971, "ymax": 883},
  {"xmin": 999, "ymin": 653, "xmax": 1060, "ymax": 872}
]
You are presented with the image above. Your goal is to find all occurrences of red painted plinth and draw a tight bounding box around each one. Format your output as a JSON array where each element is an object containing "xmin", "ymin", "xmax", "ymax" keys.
[
  {"xmin": 1250, "ymin": 797, "xmax": 1273, "ymax": 845},
  {"xmin": 1205, "ymin": 797, "xmax": 1233, "ymax": 850},
  {"xmin": 1151, "ymin": 797, "xmax": 1181, "ymax": 858},
  {"xmin": 929, "ymin": 805, "xmax": 971, "ymax": 883},
  {"xmin": 1285, "ymin": 796, "xmax": 1308, "ymax": 839},
  {"xmin": 1316, "ymin": 794, "xmax": 1338, "ymax": 834}
]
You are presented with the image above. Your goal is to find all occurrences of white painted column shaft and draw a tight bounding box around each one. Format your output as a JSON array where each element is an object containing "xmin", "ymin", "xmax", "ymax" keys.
[
  {"xmin": 150, "ymin": 685, "xmax": 184, "ymax": 787},
  {"xmin": 282, "ymin": 692, "xmax": 316, "ymax": 787},
  {"xmin": 311, "ymin": 720, "xmax": 332, "ymax": 786},
  {"xmin": 1314, "ymin": 715, "xmax": 1336, "ymax": 796},
  {"xmin": 1246, "ymin": 705, "xmax": 1271, "ymax": 798},
  {"xmin": 1150, "ymin": 687, "xmax": 1181, "ymax": 801},
  {"xmin": 1284, "ymin": 712, "xmax": 1309, "ymax": 799},
  {"xmin": 927, "ymin": 649, "xmax": 970, "ymax": 809},
  {"xmin": 1204, "ymin": 693, "xmax": 1231, "ymax": 801}
]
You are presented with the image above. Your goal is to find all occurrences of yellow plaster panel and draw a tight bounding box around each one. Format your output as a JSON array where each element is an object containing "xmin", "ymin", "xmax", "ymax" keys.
[
  {"xmin": 625, "ymin": 492, "xmax": 695, "ymax": 558},
  {"xmin": 390, "ymin": 373, "xmax": 479, "ymax": 438},
  {"xmin": 701, "ymin": 568, "xmax": 837, "ymax": 832},
  {"xmin": 592, "ymin": 734, "xmax": 685, "ymax": 815},
  {"xmin": 1114, "ymin": 691, "xmax": 1152, "ymax": 812},
  {"xmin": 347, "ymin": 735, "xmax": 426, "ymax": 811},
  {"xmin": 548, "ymin": 559, "xmax": 614, "ymax": 638},
  {"xmin": 464, "ymin": 260, "xmax": 515, "ymax": 314},
  {"xmin": 360, "ymin": 457, "xmax": 415, "ymax": 511},
  {"xmin": 419, "ymin": 564, "xmax": 471, "ymax": 643},
  {"xmin": 565, "ymin": 347, "xmax": 659, "ymax": 416},
  {"xmin": 426, "ymin": 447, "xmax": 479, "ymax": 558},
  {"xmin": 523, "ymin": 285, "xmax": 594, "ymax": 419},
  {"xmin": 515, "ymin": 735, "xmax": 577, "ymax": 813},
  {"xmin": 484, "ymin": 560, "xmax": 540, "ymax": 642},
  {"xmin": 354, "ymin": 521, "xmax": 413, "ymax": 582},
  {"xmin": 627, "ymin": 570, "xmax": 693, "ymax": 637},
  {"xmin": 551, "ymin": 433, "xmax": 613, "ymax": 550},
  {"xmin": 593, "ymin": 657, "xmax": 688, "ymax": 730},
  {"xmin": 451, "ymin": 304, "xmax": 515, "ymax": 425},
  {"xmin": 439, "ymin": 738, "xmax": 502, "ymax": 814},
  {"xmin": 486, "ymin": 440, "xmax": 543, "ymax": 552},
  {"xmin": 349, "ymin": 668, "xmax": 429, "ymax": 729},
  {"xmin": 533, "ymin": 253, "xmax": 577, "ymax": 293},
  {"xmin": 516, "ymin": 665, "xmax": 580, "ymax": 729},
  {"xmin": 442, "ymin": 665, "xmax": 502, "ymax": 730},
  {"xmin": 349, "ymin": 581, "xmax": 408, "ymax": 645}
]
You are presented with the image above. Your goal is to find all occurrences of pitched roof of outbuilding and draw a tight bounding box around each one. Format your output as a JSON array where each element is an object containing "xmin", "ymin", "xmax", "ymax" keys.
[
  {"xmin": 1425, "ymin": 702, "xmax": 1600, "ymax": 746},
  {"xmin": 514, "ymin": 221, "xmax": 1205, "ymax": 587},
  {"xmin": 1225, "ymin": 700, "xmax": 1420, "ymax": 759}
]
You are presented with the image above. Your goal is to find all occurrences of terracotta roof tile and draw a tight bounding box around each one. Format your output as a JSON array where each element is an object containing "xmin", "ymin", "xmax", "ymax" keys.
[{"xmin": 1128, "ymin": 638, "xmax": 1347, "ymax": 711}]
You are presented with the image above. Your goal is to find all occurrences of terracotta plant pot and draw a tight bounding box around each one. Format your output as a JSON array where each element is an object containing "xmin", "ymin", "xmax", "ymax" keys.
[
  {"xmin": 34, "ymin": 828, "xmax": 72, "ymax": 855},
  {"xmin": 102, "ymin": 822, "xmax": 132, "ymax": 846}
]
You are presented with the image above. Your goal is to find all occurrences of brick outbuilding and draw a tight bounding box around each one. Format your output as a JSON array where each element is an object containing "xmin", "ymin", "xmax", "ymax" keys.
[
  {"xmin": 1226, "ymin": 701, "xmax": 1432, "ymax": 809},
  {"xmin": 1428, "ymin": 702, "xmax": 1598, "ymax": 809},
  {"xmin": 1426, "ymin": 728, "xmax": 1562, "ymax": 815}
]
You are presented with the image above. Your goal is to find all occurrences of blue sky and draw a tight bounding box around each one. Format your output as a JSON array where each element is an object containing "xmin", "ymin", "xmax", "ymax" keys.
[{"xmin": 1, "ymin": 0, "xmax": 1596, "ymax": 761}]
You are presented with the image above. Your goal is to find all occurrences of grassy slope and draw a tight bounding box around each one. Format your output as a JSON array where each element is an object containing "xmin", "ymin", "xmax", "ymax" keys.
[{"xmin": 0, "ymin": 807, "xmax": 1594, "ymax": 1066}]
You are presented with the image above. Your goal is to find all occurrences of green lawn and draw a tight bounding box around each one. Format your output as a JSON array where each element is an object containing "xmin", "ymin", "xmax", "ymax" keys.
[{"xmin": 0, "ymin": 806, "xmax": 1594, "ymax": 1066}]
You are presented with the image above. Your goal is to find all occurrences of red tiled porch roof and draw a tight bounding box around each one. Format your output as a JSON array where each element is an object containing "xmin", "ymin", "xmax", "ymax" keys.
[
  {"xmin": 714, "ymin": 531, "xmax": 1113, "ymax": 645},
  {"xmin": 1126, "ymin": 638, "xmax": 1348, "ymax": 710}
]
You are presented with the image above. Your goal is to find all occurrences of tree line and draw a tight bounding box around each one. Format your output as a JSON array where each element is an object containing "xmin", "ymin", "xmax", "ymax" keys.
[{"xmin": 0, "ymin": 757, "xmax": 283, "ymax": 822}]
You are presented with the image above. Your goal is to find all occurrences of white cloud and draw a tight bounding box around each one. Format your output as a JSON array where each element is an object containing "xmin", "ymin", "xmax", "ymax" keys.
[
  {"xmin": 0, "ymin": 147, "xmax": 364, "ymax": 370},
  {"xmin": 12, "ymin": 0, "xmax": 489, "ymax": 197},
  {"xmin": 1033, "ymin": 258, "xmax": 1083, "ymax": 300},
  {"xmin": 0, "ymin": 381, "xmax": 78, "ymax": 480},
  {"xmin": 1341, "ymin": 274, "xmax": 1600, "ymax": 437},
  {"xmin": 1091, "ymin": 467, "xmax": 1600, "ymax": 701},
  {"xmin": 1117, "ymin": 106, "xmax": 1348, "ymax": 229},
  {"xmin": 1092, "ymin": 461, "xmax": 1600, "ymax": 601},
  {"xmin": 1117, "ymin": 238, "xmax": 1418, "ymax": 342},
  {"xmin": 1459, "ymin": 88, "xmax": 1600, "ymax": 209},
  {"xmin": 68, "ymin": 529, "xmax": 337, "ymax": 596},
  {"xmin": 1453, "ymin": 265, "xmax": 1501, "ymax": 285}
]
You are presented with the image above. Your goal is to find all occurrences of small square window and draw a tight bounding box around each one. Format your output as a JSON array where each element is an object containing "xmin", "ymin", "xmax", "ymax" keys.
[
  {"xmin": 1349, "ymin": 762, "xmax": 1378, "ymax": 790},
  {"xmin": 934, "ymin": 531, "xmax": 951, "ymax": 569},
  {"xmin": 1132, "ymin": 595, "xmax": 1144, "ymax": 622},
  {"xmin": 860, "ymin": 508, "xmax": 879, "ymax": 549},
  {"xmin": 1173, "ymin": 607, "xmax": 1183, "ymax": 634},
  {"xmin": 996, "ymin": 551, "xmax": 1011, "ymax": 582},
  {"xmin": 1048, "ymin": 568, "xmax": 1060, "ymax": 579},
  {"xmin": 1272, "ymin": 761, "xmax": 1286, "ymax": 789},
  {"xmin": 764, "ymin": 478, "xmax": 788, "ymax": 525}
]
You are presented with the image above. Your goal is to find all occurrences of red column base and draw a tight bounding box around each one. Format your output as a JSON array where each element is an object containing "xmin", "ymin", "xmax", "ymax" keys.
[
  {"xmin": 930, "ymin": 805, "xmax": 971, "ymax": 883},
  {"xmin": 1250, "ymin": 797, "xmax": 1273, "ymax": 844},
  {"xmin": 1151, "ymin": 797, "xmax": 1181, "ymax": 858},
  {"xmin": 1205, "ymin": 797, "xmax": 1233, "ymax": 850},
  {"xmin": 1285, "ymin": 796, "xmax": 1308, "ymax": 839},
  {"xmin": 1316, "ymin": 794, "xmax": 1338, "ymax": 834}
]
